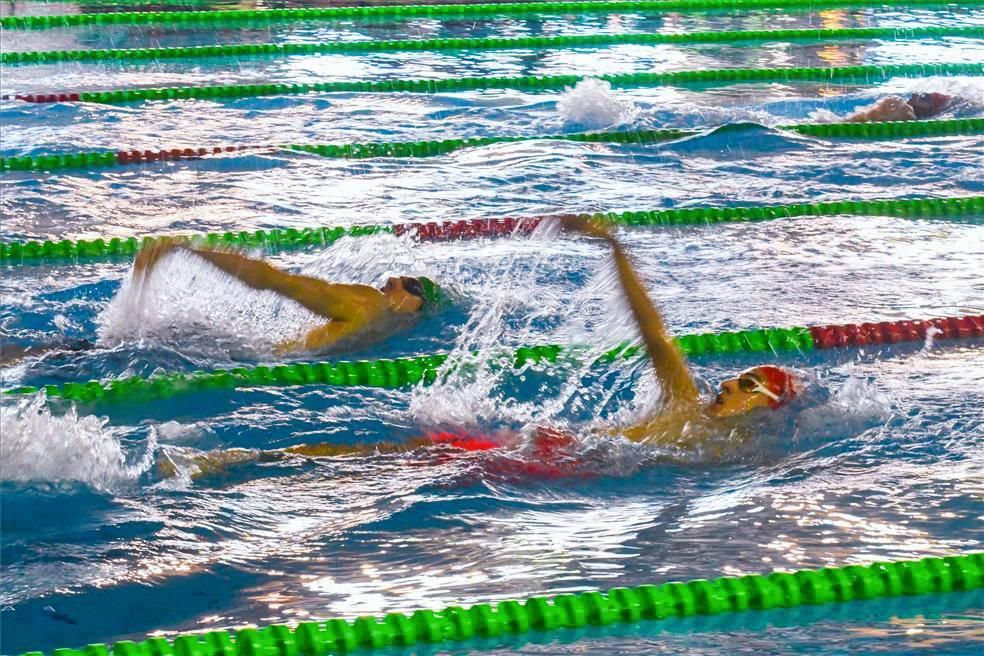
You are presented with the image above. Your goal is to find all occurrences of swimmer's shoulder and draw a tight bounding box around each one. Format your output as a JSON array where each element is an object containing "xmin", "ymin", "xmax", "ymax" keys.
[
  {"xmin": 304, "ymin": 308, "xmax": 419, "ymax": 355},
  {"xmin": 616, "ymin": 401, "xmax": 710, "ymax": 446}
]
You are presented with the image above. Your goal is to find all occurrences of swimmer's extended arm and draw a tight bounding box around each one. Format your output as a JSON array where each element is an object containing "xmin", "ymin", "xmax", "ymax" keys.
[
  {"xmin": 134, "ymin": 240, "xmax": 385, "ymax": 322},
  {"xmin": 846, "ymin": 96, "xmax": 915, "ymax": 123},
  {"xmin": 159, "ymin": 439, "xmax": 431, "ymax": 480},
  {"xmin": 561, "ymin": 217, "xmax": 700, "ymax": 406},
  {"xmin": 188, "ymin": 248, "xmax": 384, "ymax": 322}
]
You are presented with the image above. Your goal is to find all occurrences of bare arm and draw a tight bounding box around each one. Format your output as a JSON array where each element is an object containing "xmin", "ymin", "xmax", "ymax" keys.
[
  {"xmin": 561, "ymin": 217, "xmax": 700, "ymax": 407},
  {"xmin": 185, "ymin": 248, "xmax": 384, "ymax": 322},
  {"xmin": 134, "ymin": 240, "xmax": 384, "ymax": 322},
  {"xmin": 846, "ymin": 96, "xmax": 915, "ymax": 123}
]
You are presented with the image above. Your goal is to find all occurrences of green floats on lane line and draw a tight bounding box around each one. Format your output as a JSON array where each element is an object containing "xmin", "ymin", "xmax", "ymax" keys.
[
  {"xmin": 0, "ymin": 225, "xmax": 394, "ymax": 262},
  {"xmin": 4, "ymin": 326, "xmax": 815, "ymax": 403},
  {"xmin": 16, "ymin": 554, "xmax": 984, "ymax": 656},
  {"xmin": 1, "ymin": 195, "xmax": 981, "ymax": 265},
  {"xmin": 13, "ymin": 63, "xmax": 980, "ymax": 105},
  {"xmin": 5, "ymin": 26, "xmax": 981, "ymax": 65},
  {"xmin": 2, "ymin": 117, "xmax": 982, "ymax": 177},
  {"xmin": 5, "ymin": 0, "xmax": 984, "ymax": 29}
]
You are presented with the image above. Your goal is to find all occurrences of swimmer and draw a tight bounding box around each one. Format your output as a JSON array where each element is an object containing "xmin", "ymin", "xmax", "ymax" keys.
[
  {"xmin": 845, "ymin": 92, "xmax": 952, "ymax": 123},
  {"xmin": 0, "ymin": 238, "xmax": 444, "ymax": 365},
  {"xmin": 554, "ymin": 215, "xmax": 801, "ymax": 448},
  {"xmin": 133, "ymin": 238, "xmax": 443, "ymax": 354},
  {"xmin": 162, "ymin": 216, "xmax": 803, "ymax": 480}
]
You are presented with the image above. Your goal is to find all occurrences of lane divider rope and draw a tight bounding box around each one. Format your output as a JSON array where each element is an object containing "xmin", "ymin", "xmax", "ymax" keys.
[
  {"xmin": 18, "ymin": 0, "xmax": 218, "ymax": 4},
  {"xmin": 16, "ymin": 553, "xmax": 984, "ymax": 656},
  {"xmin": 1, "ymin": 195, "xmax": 980, "ymax": 265},
  {"xmin": 5, "ymin": 0, "xmax": 981, "ymax": 30},
  {"xmin": 6, "ymin": 26, "xmax": 980, "ymax": 65},
  {"xmin": 6, "ymin": 315, "xmax": 982, "ymax": 403},
  {"xmin": 2, "ymin": 117, "xmax": 981, "ymax": 176},
  {"xmin": 3, "ymin": 62, "xmax": 980, "ymax": 105}
]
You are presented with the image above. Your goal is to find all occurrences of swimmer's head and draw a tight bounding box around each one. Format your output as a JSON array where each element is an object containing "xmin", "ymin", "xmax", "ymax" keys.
[
  {"xmin": 708, "ymin": 365, "xmax": 799, "ymax": 418},
  {"xmin": 907, "ymin": 92, "xmax": 950, "ymax": 120},
  {"xmin": 381, "ymin": 276, "xmax": 443, "ymax": 313}
]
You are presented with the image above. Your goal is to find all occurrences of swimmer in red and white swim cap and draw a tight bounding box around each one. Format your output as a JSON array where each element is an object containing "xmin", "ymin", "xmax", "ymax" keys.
[
  {"xmin": 708, "ymin": 364, "xmax": 801, "ymax": 417},
  {"xmin": 558, "ymin": 215, "xmax": 802, "ymax": 446}
]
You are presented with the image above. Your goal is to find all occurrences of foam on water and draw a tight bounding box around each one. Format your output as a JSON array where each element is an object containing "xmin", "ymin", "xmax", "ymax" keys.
[
  {"xmin": 870, "ymin": 75, "xmax": 984, "ymax": 105},
  {"xmin": 97, "ymin": 249, "xmax": 320, "ymax": 358},
  {"xmin": 96, "ymin": 233, "xmax": 426, "ymax": 360},
  {"xmin": 809, "ymin": 76, "xmax": 984, "ymax": 122},
  {"xmin": 0, "ymin": 393, "xmax": 155, "ymax": 490},
  {"xmin": 557, "ymin": 78, "xmax": 640, "ymax": 130},
  {"xmin": 409, "ymin": 235, "xmax": 668, "ymax": 466}
]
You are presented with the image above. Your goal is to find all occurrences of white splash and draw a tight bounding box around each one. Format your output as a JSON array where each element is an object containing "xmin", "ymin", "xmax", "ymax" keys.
[
  {"xmin": 923, "ymin": 326, "xmax": 942, "ymax": 351},
  {"xmin": 810, "ymin": 76, "xmax": 984, "ymax": 123},
  {"xmin": 97, "ymin": 248, "xmax": 318, "ymax": 357},
  {"xmin": 557, "ymin": 78, "xmax": 639, "ymax": 129},
  {"xmin": 409, "ymin": 247, "xmax": 644, "ymax": 433},
  {"xmin": 0, "ymin": 393, "xmax": 155, "ymax": 491},
  {"xmin": 877, "ymin": 75, "xmax": 984, "ymax": 106},
  {"xmin": 807, "ymin": 108, "xmax": 843, "ymax": 124},
  {"xmin": 156, "ymin": 420, "xmax": 212, "ymax": 444},
  {"xmin": 687, "ymin": 105, "xmax": 780, "ymax": 127},
  {"xmin": 795, "ymin": 371, "xmax": 892, "ymax": 440},
  {"xmin": 96, "ymin": 233, "xmax": 424, "ymax": 359}
]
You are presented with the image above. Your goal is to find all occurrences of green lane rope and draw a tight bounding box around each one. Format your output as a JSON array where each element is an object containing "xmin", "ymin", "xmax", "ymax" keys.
[
  {"xmin": 6, "ymin": 26, "xmax": 981, "ymax": 65},
  {"xmin": 19, "ymin": 0, "xmax": 215, "ymax": 4},
  {"xmin": 0, "ymin": 224, "xmax": 393, "ymax": 263},
  {"xmin": 18, "ymin": 553, "xmax": 983, "ymax": 656},
  {"xmin": 2, "ymin": 117, "xmax": 982, "ymax": 176},
  {"xmin": 9, "ymin": 313, "xmax": 984, "ymax": 404},
  {"xmin": 1, "ymin": 195, "xmax": 980, "ymax": 265},
  {"xmin": 4, "ymin": 324, "xmax": 816, "ymax": 403},
  {"xmin": 6, "ymin": 0, "xmax": 983, "ymax": 30},
  {"xmin": 8, "ymin": 62, "xmax": 981, "ymax": 106}
]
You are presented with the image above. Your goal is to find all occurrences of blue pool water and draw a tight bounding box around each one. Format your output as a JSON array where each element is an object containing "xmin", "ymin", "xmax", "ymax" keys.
[{"xmin": 1, "ymin": 2, "xmax": 983, "ymax": 654}]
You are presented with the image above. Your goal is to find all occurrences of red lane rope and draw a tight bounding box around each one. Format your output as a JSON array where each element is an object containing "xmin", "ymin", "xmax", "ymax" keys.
[
  {"xmin": 393, "ymin": 216, "xmax": 545, "ymax": 240},
  {"xmin": 6, "ymin": 93, "xmax": 81, "ymax": 103},
  {"xmin": 808, "ymin": 315, "xmax": 983, "ymax": 350},
  {"xmin": 114, "ymin": 145, "xmax": 268, "ymax": 164}
]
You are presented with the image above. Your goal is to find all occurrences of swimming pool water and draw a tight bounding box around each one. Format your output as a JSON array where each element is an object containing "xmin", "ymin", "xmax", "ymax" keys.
[{"xmin": 1, "ymin": 2, "xmax": 982, "ymax": 654}]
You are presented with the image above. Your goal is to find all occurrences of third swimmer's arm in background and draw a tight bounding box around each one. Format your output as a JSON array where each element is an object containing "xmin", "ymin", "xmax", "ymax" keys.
[
  {"xmin": 559, "ymin": 216, "xmax": 700, "ymax": 409},
  {"xmin": 159, "ymin": 438, "xmax": 435, "ymax": 480},
  {"xmin": 133, "ymin": 238, "xmax": 387, "ymax": 351},
  {"xmin": 846, "ymin": 92, "xmax": 953, "ymax": 124},
  {"xmin": 845, "ymin": 96, "xmax": 915, "ymax": 123}
]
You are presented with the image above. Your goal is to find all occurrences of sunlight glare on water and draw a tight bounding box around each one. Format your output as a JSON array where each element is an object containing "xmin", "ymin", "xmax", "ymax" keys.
[{"xmin": 0, "ymin": 2, "xmax": 982, "ymax": 655}]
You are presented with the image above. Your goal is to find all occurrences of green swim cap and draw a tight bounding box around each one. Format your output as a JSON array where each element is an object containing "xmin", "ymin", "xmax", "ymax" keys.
[{"xmin": 417, "ymin": 276, "xmax": 443, "ymax": 309}]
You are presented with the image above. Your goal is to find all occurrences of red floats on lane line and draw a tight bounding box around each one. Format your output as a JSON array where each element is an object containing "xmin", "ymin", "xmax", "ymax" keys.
[
  {"xmin": 12, "ymin": 93, "xmax": 80, "ymax": 103},
  {"xmin": 117, "ymin": 146, "xmax": 250, "ymax": 165},
  {"xmin": 393, "ymin": 216, "xmax": 545, "ymax": 241},
  {"xmin": 809, "ymin": 315, "xmax": 984, "ymax": 349}
]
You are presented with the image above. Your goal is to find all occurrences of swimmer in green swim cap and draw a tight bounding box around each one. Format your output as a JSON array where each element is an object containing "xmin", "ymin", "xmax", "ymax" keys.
[{"xmin": 133, "ymin": 238, "xmax": 445, "ymax": 355}]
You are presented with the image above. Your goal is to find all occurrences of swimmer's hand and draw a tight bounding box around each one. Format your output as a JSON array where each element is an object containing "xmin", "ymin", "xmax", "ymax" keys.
[
  {"xmin": 133, "ymin": 236, "xmax": 190, "ymax": 277},
  {"xmin": 558, "ymin": 214, "xmax": 614, "ymax": 241}
]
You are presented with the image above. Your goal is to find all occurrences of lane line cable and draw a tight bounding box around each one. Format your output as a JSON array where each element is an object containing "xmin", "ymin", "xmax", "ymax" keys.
[
  {"xmin": 4, "ymin": 62, "xmax": 982, "ymax": 105},
  {"xmin": 5, "ymin": 315, "xmax": 982, "ymax": 403},
  {"xmin": 5, "ymin": 0, "xmax": 983, "ymax": 30},
  {"xmin": 1, "ymin": 194, "xmax": 980, "ymax": 265},
  {"xmin": 5, "ymin": 26, "xmax": 981, "ymax": 65},
  {"xmin": 1, "ymin": 118, "xmax": 982, "ymax": 177}
]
